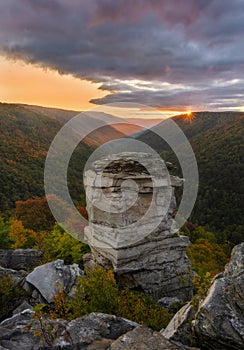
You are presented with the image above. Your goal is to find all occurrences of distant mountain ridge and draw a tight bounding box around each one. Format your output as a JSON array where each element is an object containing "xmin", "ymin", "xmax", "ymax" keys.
[
  {"xmin": 21, "ymin": 104, "xmax": 163, "ymax": 138},
  {"xmin": 139, "ymin": 111, "xmax": 244, "ymax": 237}
]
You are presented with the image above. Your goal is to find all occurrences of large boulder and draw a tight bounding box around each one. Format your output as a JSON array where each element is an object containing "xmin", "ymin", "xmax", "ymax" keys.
[
  {"xmin": 0, "ymin": 311, "xmax": 138, "ymax": 350},
  {"xmin": 0, "ymin": 310, "xmax": 201, "ymax": 350},
  {"xmin": 0, "ymin": 249, "xmax": 42, "ymax": 271},
  {"xmin": 110, "ymin": 326, "xmax": 200, "ymax": 350},
  {"xmin": 0, "ymin": 309, "xmax": 41, "ymax": 350},
  {"xmin": 163, "ymin": 242, "xmax": 244, "ymax": 350},
  {"xmin": 25, "ymin": 259, "xmax": 83, "ymax": 303},
  {"xmin": 162, "ymin": 302, "xmax": 195, "ymax": 346},
  {"xmin": 193, "ymin": 242, "xmax": 244, "ymax": 350}
]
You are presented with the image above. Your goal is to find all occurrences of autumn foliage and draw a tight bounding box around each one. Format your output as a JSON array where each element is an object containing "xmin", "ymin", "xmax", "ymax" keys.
[
  {"xmin": 33, "ymin": 267, "xmax": 173, "ymax": 332},
  {"xmin": 14, "ymin": 197, "xmax": 55, "ymax": 232}
]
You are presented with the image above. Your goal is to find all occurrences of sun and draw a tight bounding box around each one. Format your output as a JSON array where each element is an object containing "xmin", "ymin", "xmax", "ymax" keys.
[{"xmin": 184, "ymin": 110, "xmax": 195, "ymax": 123}]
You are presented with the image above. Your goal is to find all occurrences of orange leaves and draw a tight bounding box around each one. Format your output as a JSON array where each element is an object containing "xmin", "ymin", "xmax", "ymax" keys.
[{"xmin": 14, "ymin": 197, "xmax": 55, "ymax": 232}]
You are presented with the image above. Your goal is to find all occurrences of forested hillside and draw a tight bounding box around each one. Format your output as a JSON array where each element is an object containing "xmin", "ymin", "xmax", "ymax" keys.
[
  {"xmin": 0, "ymin": 103, "xmax": 92, "ymax": 212},
  {"xmin": 139, "ymin": 112, "xmax": 244, "ymax": 242}
]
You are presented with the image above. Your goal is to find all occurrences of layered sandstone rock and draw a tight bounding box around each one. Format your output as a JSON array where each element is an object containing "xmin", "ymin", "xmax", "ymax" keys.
[
  {"xmin": 163, "ymin": 242, "xmax": 244, "ymax": 350},
  {"xmin": 84, "ymin": 152, "xmax": 193, "ymax": 301},
  {"xmin": 0, "ymin": 249, "xmax": 42, "ymax": 271},
  {"xmin": 193, "ymin": 242, "xmax": 244, "ymax": 350}
]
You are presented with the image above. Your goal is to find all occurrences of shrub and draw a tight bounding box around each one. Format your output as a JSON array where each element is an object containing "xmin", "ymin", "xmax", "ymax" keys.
[
  {"xmin": 0, "ymin": 273, "xmax": 29, "ymax": 321},
  {"xmin": 187, "ymin": 238, "xmax": 228, "ymax": 275},
  {"xmin": 42, "ymin": 223, "xmax": 90, "ymax": 267},
  {"xmin": 9, "ymin": 219, "xmax": 46, "ymax": 249},
  {"xmin": 68, "ymin": 267, "xmax": 172, "ymax": 331},
  {"xmin": 69, "ymin": 267, "xmax": 119, "ymax": 318},
  {"xmin": 191, "ymin": 272, "xmax": 213, "ymax": 311}
]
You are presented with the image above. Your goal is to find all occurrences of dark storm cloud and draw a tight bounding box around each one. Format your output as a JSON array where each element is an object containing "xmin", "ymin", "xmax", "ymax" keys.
[{"xmin": 0, "ymin": 0, "xmax": 244, "ymax": 109}]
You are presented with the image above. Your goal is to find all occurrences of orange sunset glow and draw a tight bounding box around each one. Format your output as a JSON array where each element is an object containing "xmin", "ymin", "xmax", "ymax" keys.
[
  {"xmin": 0, "ymin": 56, "xmax": 188, "ymax": 118},
  {"xmin": 0, "ymin": 56, "xmax": 109, "ymax": 111}
]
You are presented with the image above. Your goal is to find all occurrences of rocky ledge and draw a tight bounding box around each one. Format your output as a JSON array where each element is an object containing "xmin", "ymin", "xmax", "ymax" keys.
[
  {"xmin": 0, "ymin": 311, "xmax": 199, "ymax": 350},
  {"xmin": 162, "ymin": 242, "xmax": 244, "ymax": 350}
]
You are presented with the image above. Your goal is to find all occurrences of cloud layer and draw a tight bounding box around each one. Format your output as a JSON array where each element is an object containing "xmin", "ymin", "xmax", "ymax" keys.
[{"xmin": 1, "ymin": 0, "xmax": 244, "ymax": 110}]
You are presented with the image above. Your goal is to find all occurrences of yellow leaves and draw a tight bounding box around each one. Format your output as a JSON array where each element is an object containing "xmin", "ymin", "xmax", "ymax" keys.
[
  {"xmin": 33, "ymin": 330, "xmax": 42, "ymax": 338},
  {"xmin": 191, "ymin": 272, "xmax": 213, "ymax": 311},
  {"xmin": 9, "ymin": 220, "xmax": 29, "ymax": 248},
  {"xmin": 9, "ymin": 219, "xmax": 46, "ymax": 249},
  {"xmin": 41, "ymin": 224, "xmax": 90, "ymax": 266},
  {"xmin": 187, "ymin": 238, "xmax": 228, "ymax": 276}
]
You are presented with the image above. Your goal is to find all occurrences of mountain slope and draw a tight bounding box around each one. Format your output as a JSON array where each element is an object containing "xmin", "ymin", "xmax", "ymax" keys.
[
  {"xmin": 0, "ymin": 103, "xmax": 92, "ymax": 211},
  {"xmin": 1, "ymin": 103, "xmax": 144, "ymax": 212},
  {"xmin": 139, "ymin": 112, "xmax": 244, "ymax": 235},
  {"xmin": 21, "ymin": 104, "xmax": 163, "ymax": 138}
]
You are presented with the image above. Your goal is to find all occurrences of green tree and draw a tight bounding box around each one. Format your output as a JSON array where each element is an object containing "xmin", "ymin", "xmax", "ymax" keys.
[
  {"xmin": 0, "ymin": 217, "xmax": 12, "ymax": 249},
  {"xmin": 42, "ymin": 224, "xmax": 90, "ymax": 267}
]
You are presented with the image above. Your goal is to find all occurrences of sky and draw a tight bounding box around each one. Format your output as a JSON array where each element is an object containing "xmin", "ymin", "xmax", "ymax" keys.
[{"xmin": 1, "ymin": 0, "xmax": 244, "ymax": 115}]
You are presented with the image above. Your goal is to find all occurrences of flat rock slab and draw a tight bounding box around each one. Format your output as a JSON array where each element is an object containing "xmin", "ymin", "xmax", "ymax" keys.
[
  {"xmin": 110, "ymin": 326, "xmax": 194, "ymax": 350},
  {"xmin": 26, "ymin": 259, "xmax": 82, "ymax": 303}
]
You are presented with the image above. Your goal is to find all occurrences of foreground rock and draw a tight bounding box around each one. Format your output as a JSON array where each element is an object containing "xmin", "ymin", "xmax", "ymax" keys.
[
  {"xmin": 25, "ymin": 259, "xmax": 83, "ymax": 303},
  {"xmin": 0, "ymin": 310, "xmax": 43, "ymax": 350},
  {"xmin": 0, "ymin": 311, "xmax": 200, "ymax": 350},
  {"xmin": 163, "ymin": 242, "xmax": 244, "ymax": 350},
  {"xmin": 84, "ymin": 152, "xmax": 193, "ymax": 301},
  {"xmin": 110, "ymin": 326, "xmax": 199, "ymax": 350},
  {"xmin": 0, "ymin": 249, "xmax": 42, "ymax": 271},
  {"xmin": 0, "ymin": 311, "xmax": 137, "ymax": 349},
  {"xmin": 194, "ymin": 242, "xmax": 244, "ymax": 350},
  {"xmin": 0, "ymin": 266, "xmax": 26, "ymax": 284},
  {"xmin": 162, "ymin": 302, "xmax": 195, "ymax": 346}
]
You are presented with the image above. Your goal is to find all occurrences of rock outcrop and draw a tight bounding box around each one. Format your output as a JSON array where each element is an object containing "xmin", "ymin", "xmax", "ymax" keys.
[
  {"xmin": 84, "ymin": 152, "xmax": 193, "ymax": 301},
  {"xmin": 0, "ymin": 266, "xmax": 26, "ymax": 284},
  {"xmin": 193, "ymin": 242, "xmax": 244, "ymax": 350},
  {"xmin": 163, "ymin": 242, "xmax": 244, "ymax": 350},
  {"xmin": 0, "ymin": 249, "xmax": 42, "ymax": 271},
  {"xmin": 0, "ymin": 311, "xmax": 137, "ymax": 350},
  {"xmin": 110, "ymin": 326, "xmax": 200, "ymax": 350},
  {"xmin": 0, "ymin": 311, "xmax": 199, "ymax": 350},
  {"xmin": 162, "ymin": 302, "xmax": 195, "ymax": 346},
  {"xmin": 25, "ymin": 259, "xmax": 83, "ymax": 303}
]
